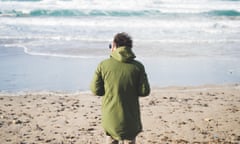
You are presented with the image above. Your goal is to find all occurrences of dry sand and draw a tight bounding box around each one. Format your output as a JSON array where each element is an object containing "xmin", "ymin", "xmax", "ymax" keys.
[{"xmin": 0, "ymin": 84, "xmax": 239, "ymax": 144}]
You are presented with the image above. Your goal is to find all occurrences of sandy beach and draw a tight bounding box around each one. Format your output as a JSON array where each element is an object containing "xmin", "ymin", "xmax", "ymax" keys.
[{"xmin": 0, "ymin": 84, "xmax": 239, "ymax": 144}]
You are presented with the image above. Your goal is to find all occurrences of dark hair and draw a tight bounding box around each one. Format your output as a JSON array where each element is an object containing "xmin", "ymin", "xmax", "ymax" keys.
[{"xmin": 113, "ymin": 32, "xmax": 132, "ymax": 48}]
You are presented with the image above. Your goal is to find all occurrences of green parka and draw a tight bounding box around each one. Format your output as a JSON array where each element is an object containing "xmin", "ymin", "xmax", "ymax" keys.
[{"xmin": 90, "ymin": 46, "xmax": 150, "ymax": 140}]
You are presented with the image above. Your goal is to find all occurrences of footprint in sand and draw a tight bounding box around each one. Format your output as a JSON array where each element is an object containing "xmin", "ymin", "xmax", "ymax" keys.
[{"xmin": 36, "ymin": 136, "xmax": 44, "ymax": 141}]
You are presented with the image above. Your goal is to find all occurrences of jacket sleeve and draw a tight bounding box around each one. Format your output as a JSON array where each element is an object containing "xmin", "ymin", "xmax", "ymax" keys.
[
  {"xmin": 90, "ymin": 64, "xmax": 105, "ymax": 96},
  {"xmin": 138, "ymin": 65, "xmax": 150, "ymax": 97}
]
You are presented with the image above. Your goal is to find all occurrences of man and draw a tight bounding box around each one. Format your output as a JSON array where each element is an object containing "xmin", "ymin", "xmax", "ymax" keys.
[{"xmin": 90, "ymin": 32, "xmax": 150, "ymax": 144}]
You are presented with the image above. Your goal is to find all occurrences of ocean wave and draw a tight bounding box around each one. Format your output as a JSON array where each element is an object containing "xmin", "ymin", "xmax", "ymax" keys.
[
  {"xmin": 3, "ymin": 38, "xmax": 240, "ymax": 59},
  {"xmin": 2, "ymin": 35, "xmax": 240, "ymax": 44},
  {"xmin": 0, "ymin": 0, "xmax": 41, "ymax": 1},
  {"xmin": 0, "ymin": 9, "xmax": 160, "ymax": 17},
  {"xmin": 204, "ymin": 10, "xmax": 240, "ymax": 16},
  {"xmin": 220, "ymin": 0, "xmax": 240, "ymax": 1},
  {"xmin": 4, "ymin": 44, "xmax": 102, "ymax": 59},
  {"xmin": 1, "ymin": 9, "xmax": 240, "ymax": 17}
]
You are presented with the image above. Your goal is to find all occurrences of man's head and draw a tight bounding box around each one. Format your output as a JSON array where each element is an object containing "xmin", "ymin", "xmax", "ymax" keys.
[{"xmin": 112, "ymin": 32, "xmax": 132, "ymax": 49}]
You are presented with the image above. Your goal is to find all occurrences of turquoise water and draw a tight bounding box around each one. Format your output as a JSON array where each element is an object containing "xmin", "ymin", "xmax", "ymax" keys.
[
  {"xmin": 1, "ymin": 9, "xmax": 240, "ymax": 17},
  {"xmin": 0, "ymin": 0, "xmax": 240, "ymax": 91}
]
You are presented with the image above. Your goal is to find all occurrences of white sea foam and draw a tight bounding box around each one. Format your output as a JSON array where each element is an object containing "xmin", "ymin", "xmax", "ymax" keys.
[
  {"xmin": 1, "ymin": 16, "xmax": 240, "ymax": 31},
  {"xmin": 0, "ymin": 0, "xmax": 240, "ymax": 14},
  {"xmin": 4, "ymin": 44, "xmax": 105, "ymax": 59},
  {"xmin": 0, "ymin": 0, "xmax": 240, "ymax": 59}
]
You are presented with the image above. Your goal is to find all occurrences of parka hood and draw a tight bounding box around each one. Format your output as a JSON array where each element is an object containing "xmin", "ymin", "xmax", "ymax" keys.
[{"xmin": 111, "ymin": 46, "xmax": 136, "ymax": 62}]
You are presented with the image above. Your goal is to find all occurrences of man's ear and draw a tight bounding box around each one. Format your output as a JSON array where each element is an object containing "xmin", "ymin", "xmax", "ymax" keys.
[
  {"xmin": 113, "ymin": 42, "xmax": 117, "ymax": 48},
  {"xmin": 111, "ymin": 47, "xmax": 116, "ymax": 52},
  {"xmin": 111, "ymin": 42, "xmax": 117, "ymax": 52}
]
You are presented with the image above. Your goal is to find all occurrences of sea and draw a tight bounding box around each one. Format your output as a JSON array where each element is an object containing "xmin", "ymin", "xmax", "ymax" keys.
[{"xmin": 0, "ymin": 0, "xmax": 240, "ymax": 92}]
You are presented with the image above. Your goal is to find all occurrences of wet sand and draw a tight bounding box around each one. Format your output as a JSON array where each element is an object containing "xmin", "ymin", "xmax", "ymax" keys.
[{"xmin": 0, "ymin": 84, "xmax": 239, "ymax": 143}]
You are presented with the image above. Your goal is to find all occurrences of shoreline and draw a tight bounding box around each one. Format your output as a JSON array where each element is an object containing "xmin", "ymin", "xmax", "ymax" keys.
[
  {"xmin": 0, "ymin": 84, "xmax": 239, "ymax": 143},
  {"xmin": 0, "ymin": 83, "xmax": 239, "ymax": 94}
]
